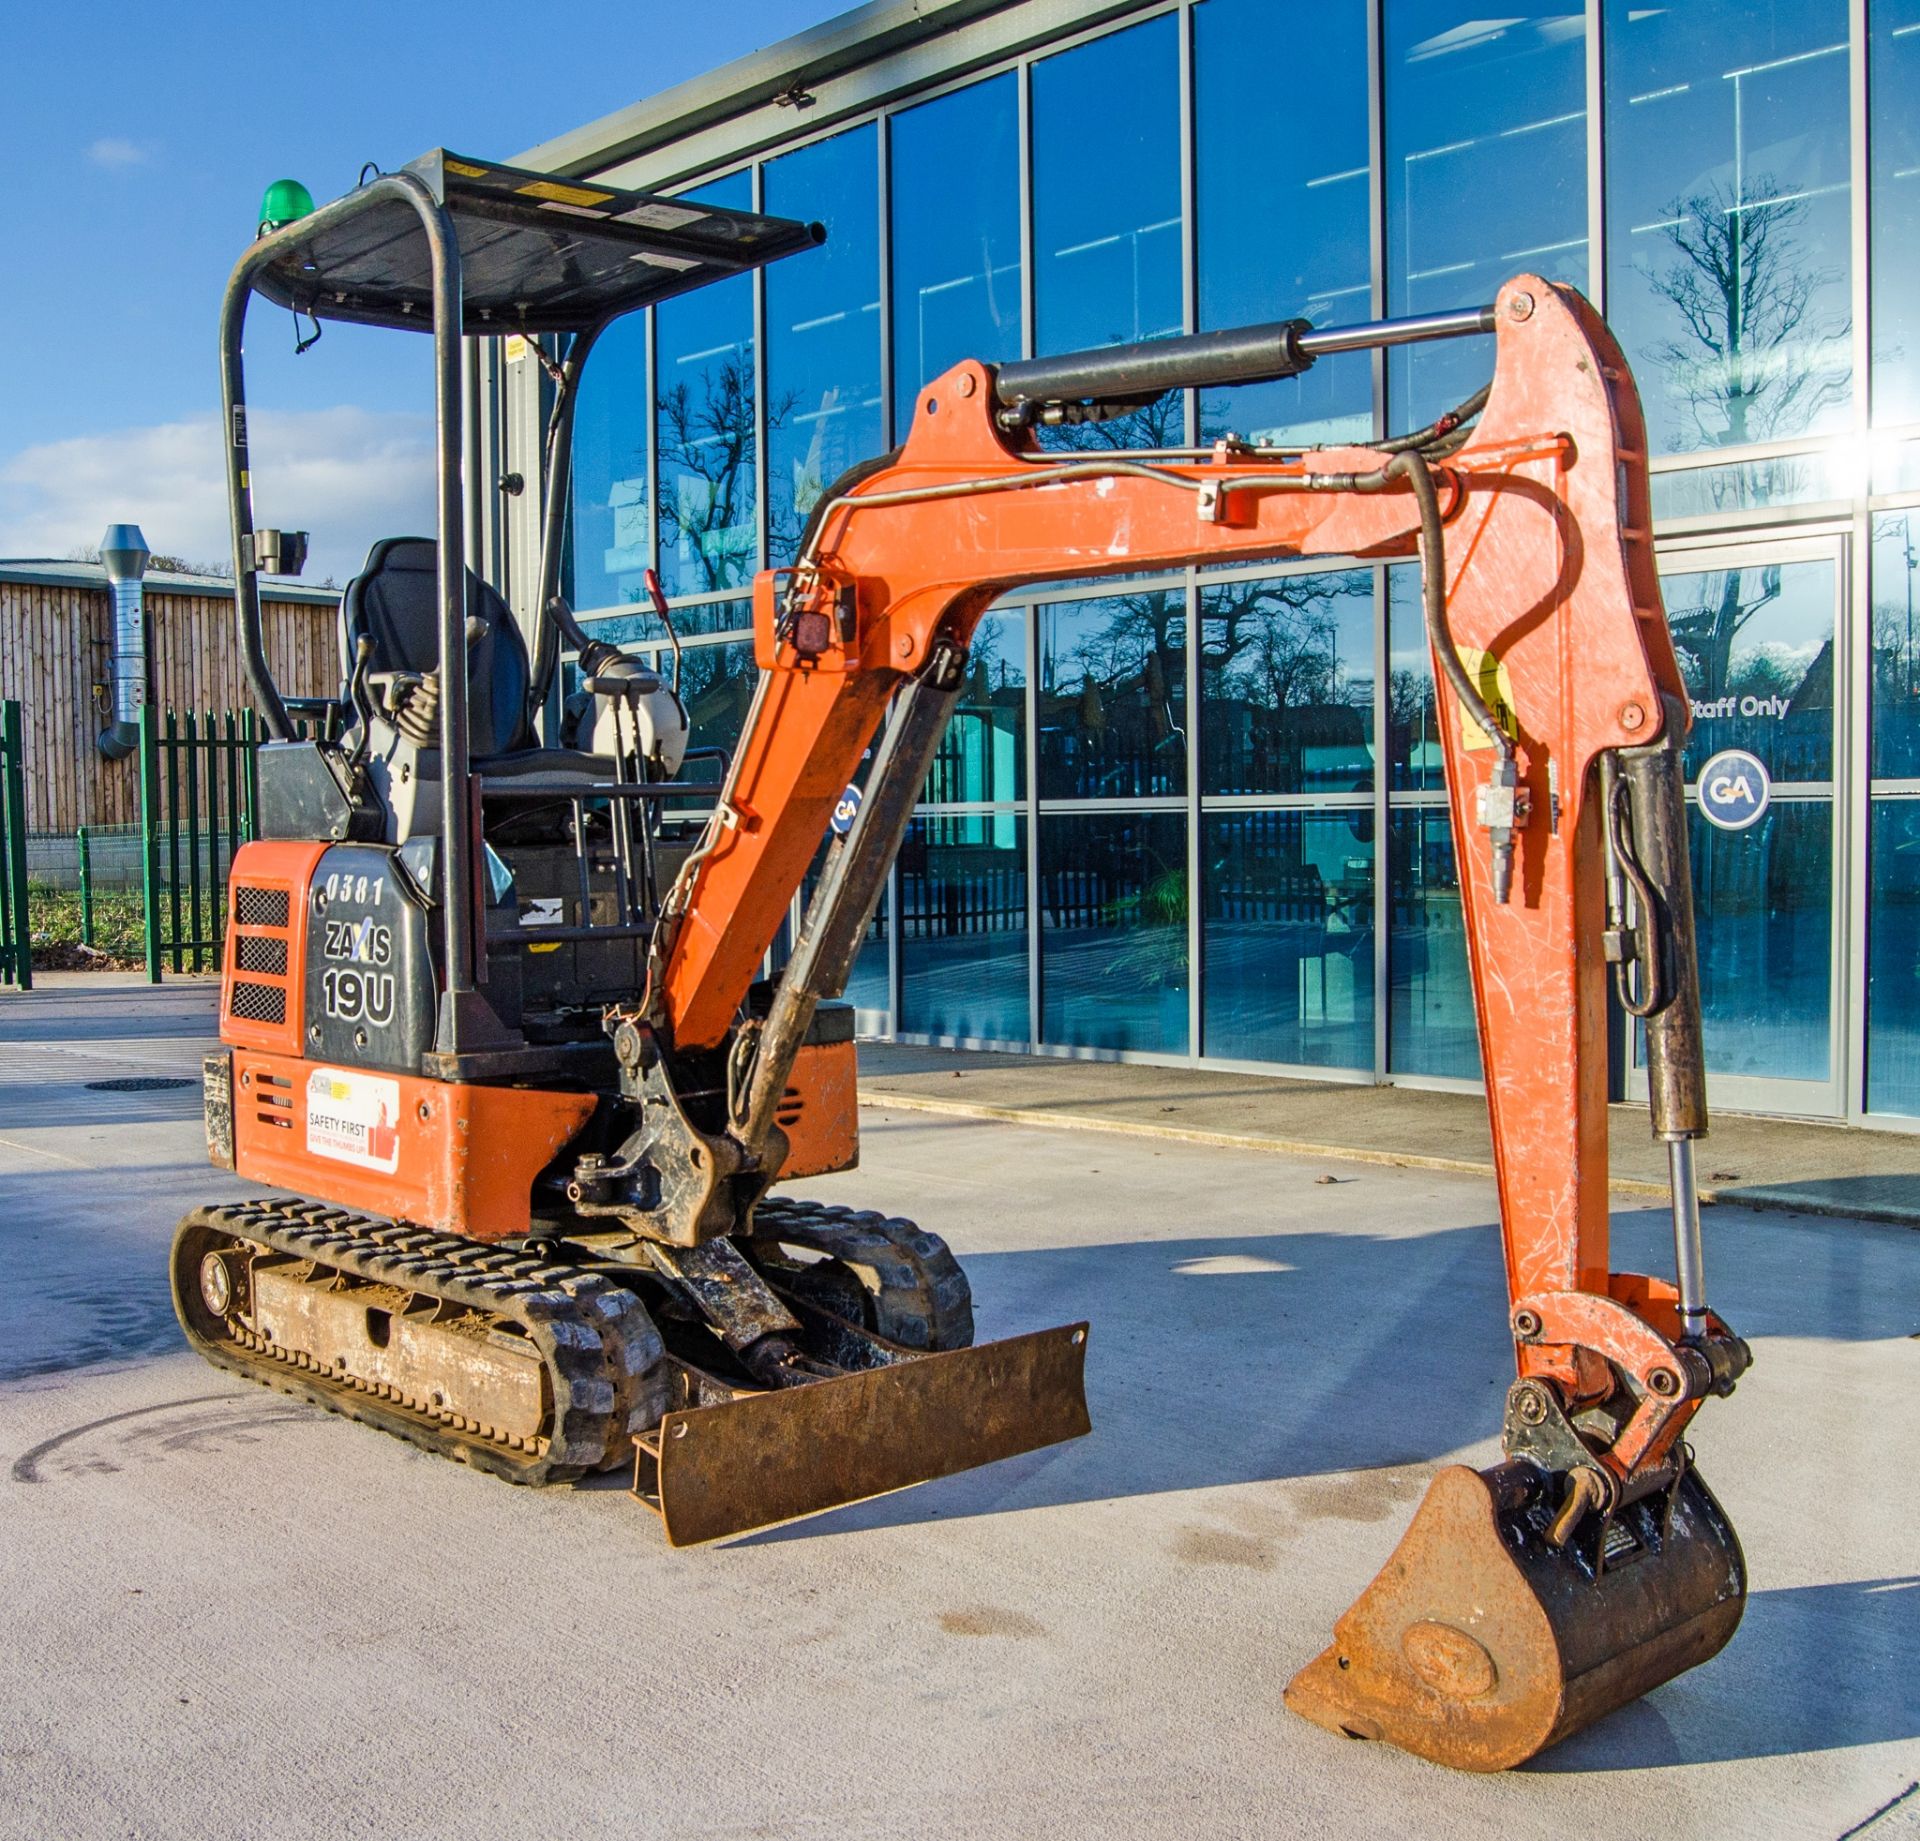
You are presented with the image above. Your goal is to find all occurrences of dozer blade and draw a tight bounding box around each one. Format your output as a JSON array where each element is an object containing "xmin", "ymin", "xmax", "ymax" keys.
[
  {"xmin": 634, "ymin": 1322, "xmax": 1090, "ymax": 1545},
  {"xmin": 1284, "ymin": 1461, "xmax": 1745, "ymax": 1771}
]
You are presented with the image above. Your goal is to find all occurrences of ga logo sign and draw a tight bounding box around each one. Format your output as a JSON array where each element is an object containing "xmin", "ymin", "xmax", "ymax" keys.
[
  {"xmin": 829, "ymin": 783, "xmax": 863, "ymax": 837},
  {"xmin": 1697, "ymin": 748, "xmax": 1771, "ymax": 832}
]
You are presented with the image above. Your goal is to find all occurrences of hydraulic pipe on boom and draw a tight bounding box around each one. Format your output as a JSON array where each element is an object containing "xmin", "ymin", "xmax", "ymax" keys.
[{"xmin": 651, "ymin": 275, "xmax": 1752, "ymax": 1771}]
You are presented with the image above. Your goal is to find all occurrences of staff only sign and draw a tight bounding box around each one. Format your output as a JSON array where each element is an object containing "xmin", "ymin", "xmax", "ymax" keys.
[{"xmin": 1697, "ymin": 748, "xmax": 1772, "ymax": 832}]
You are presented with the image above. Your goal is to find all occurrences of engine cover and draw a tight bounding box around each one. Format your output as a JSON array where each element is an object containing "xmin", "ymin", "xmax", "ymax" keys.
[{"xmin": 304, "ymin": 844, "xmax": 436, "ymax": 1073}]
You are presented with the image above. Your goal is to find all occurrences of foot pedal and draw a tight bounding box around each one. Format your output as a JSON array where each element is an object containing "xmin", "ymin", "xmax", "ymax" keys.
[{"xmin": 1284, "ymin": 1461, "xmax": 1745, "ymax": 1771}]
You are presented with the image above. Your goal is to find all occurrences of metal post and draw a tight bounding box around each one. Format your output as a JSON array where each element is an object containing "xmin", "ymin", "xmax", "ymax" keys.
[
  {"xmin": 77, "ymin": 825, "xmax": 93, "ymax": 948},
  {"xmin": 138, "ymin": 704, "xmax": 161, "ymax": 985},
  {"xmin": 185, "ymin": 710, "xmax": 203, "ymax": 973},
  {"xmin": 1, "ymin": 703, "xmax": 29, "ymax": 990},
  {"xmin": 166, "ymin": 712, "xmax": 183, "ymax": 975},
  {"xmin": 242, "ymin": 708, "xmax": 258, "ymax": 841},
  {"xmin": 529, "ymin": 319, "xmax": 608, "ymax": 712}
]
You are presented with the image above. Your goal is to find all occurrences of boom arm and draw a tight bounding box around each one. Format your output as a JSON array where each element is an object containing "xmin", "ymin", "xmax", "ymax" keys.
[{"xmin": 654, "ymin": 275, "xmax": 1746, "ymax": 1508}]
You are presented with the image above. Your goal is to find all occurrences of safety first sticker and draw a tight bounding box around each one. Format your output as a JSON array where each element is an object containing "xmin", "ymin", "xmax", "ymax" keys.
[{"xmin": 306, "ymin": 1068, "xmax": 402, "ymax": 1174}]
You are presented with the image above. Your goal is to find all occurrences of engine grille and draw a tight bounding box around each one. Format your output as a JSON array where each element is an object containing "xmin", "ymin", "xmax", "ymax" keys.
[
  {"xmin": 229, "ymin": 980, "xmax": 287, "ymax": 1025},
  {"xmin": 235, "ymin": 886, "xmax": 290, "ymax": 929},
  {"xmin": 235, "ymin": 934, "xmax": 289, "ymax": 976}
]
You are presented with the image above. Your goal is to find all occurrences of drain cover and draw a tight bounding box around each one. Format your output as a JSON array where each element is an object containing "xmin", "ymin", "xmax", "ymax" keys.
[{"xmin": 84, "ymin": 1077, "xmax": 198, "ymax": 1092}]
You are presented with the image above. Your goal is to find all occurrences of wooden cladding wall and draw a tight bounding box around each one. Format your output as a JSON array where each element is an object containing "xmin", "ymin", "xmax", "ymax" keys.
[{"xmin": 0, "ymin": 581, "xmax": 337, "ymax": 834}]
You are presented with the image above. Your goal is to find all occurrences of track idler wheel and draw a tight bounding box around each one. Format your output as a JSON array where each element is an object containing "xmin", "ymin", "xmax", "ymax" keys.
[{"xmin": 1284, "ymin": 1460, "xmax": 1745, "ymax": 1771}]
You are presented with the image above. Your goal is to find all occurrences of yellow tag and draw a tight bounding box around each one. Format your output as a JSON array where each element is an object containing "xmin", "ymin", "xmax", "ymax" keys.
[
  {"xmin": 1455, "ymin": 647, "xmax": 1517, "ymax": 751},
  {"xmin": 516, "ymin": 179, "xmax": 614, "ymax": 208},
  {"xmin": 529, "ymin": 942, "xmax": 562, "ymax": 955},
  {"xmin": 503, "ymin": 334, "xmax": 528, "ymax": 363},
  {"xmin": 444, "ymin": 158, "xmax": 489, "ymax": 178}
]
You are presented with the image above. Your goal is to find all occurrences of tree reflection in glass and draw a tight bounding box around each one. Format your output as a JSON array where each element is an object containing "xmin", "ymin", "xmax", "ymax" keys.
[
  {"xmin": 1660, "ymin": 558, "xmax": 1835, "ymax": 781},
  {"xmin": 1871, "ymin": 511, "xmax": 1920, "ymax": 779},
  {"xmin": 1200, "ymin": 570, "xmax": 1374, "ymax": 797},
  {"xmin": 1039, "ymin": 590, "xmax": 1187, "ymax": 799},
  {"xmin": 653, "ymin": 174, "xmax": 760, "ymax": 598},
  {"xmin": 1605, "ymin": 0, "xmax": 1851, "ymax": 494}
]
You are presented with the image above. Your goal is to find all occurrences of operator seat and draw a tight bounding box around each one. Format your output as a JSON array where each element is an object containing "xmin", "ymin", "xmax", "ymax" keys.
[
  {"xmin": 340, "ymin": 537, "xmax": 536, "ymax": 759},
  {"xmin": 339, "ymin": 537, "xmax": 618, "ymax": 785}
]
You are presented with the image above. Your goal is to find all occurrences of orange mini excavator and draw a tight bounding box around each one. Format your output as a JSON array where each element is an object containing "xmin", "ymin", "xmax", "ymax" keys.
[{"xmin": 177, "ymin": 151, "xmax": 1750, "ymax": 1772}]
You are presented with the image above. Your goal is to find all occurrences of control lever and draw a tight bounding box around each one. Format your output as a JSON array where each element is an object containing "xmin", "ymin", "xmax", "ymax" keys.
[{"xmin": 642, "ymin": 566, "xmax": 684, "ymax": 696}]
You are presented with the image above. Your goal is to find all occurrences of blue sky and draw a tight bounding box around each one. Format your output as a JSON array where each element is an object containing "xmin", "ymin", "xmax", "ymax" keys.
[{"xmin": 0, "ymin": 0, "xmax": 833, "ymax": 581}]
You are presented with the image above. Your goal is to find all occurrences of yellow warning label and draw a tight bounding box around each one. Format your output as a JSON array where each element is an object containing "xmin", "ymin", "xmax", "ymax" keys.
[
  {"xmin": 444, "ymin": 158, "xmax": 489, "ymax": 178},
  {"xmin": 503, "ymin": 334, "xmax": 529, "ymax": 363},
  {"xmin": 1454, "ymin": 647, "xmax": 1518, "ymax": 751},
  {"xmin": 516, "ymin": 179, "xmax": 614, "ymax": 208}
]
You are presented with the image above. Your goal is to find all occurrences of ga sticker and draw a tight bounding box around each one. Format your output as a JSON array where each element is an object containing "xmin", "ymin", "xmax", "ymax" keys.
[{"xmin": 306, "ymin": 1068, "xmax": 402, "ymax": 1174}]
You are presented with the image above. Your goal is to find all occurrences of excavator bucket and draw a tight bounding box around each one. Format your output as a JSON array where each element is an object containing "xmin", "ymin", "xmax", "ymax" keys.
[
  {"xmin": 633, "ymin": 1322, "xmax": 1092, "ymax": 1546},
  {"xmin": 1285, "ymin": 1461, "xmax": 1746, "ymax": 1771}
]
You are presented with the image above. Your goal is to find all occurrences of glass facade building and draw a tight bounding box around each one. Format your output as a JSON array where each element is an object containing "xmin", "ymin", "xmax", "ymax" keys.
[{"xmin": 499, "ymin": 0, "xmax": 1920, "ymax": 1128}]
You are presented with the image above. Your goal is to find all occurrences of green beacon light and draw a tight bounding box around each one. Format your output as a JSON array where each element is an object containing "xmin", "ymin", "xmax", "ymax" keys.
[{"xmin": 257, "ymin": 178, "xmax": 315, "ymax": 239}]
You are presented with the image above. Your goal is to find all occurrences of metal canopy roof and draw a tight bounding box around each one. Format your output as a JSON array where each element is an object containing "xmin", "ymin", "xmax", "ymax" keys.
[{"xmin": 247, "ymin": 149, "xmax": 824, "ymax": 336}]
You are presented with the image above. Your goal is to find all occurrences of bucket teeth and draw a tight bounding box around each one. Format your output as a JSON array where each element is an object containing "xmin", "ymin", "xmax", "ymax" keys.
[{"xmin": 1284, "ymin": 1462, "xmax": 1746, "ymax": 1772}]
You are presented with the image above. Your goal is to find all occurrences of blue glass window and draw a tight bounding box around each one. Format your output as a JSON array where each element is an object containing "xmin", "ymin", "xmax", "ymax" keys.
[
  {"xmin": 651, "ymin": 633, "xmax": 757, "ymax": 819},
  {"xmin": 1031, "ymin": 17, "xmax": 1183, "ymax": 450},
  {"xmin": 926, "ymin": 609, "xmax": 1026, "ymax": 803},
  {"xmin": 1385, "ymin": 1, "xmax": 1587, "ymax": 426},
  {"xmin": 653, "ymin": 173, "xmax": 757, "ymax": 597},
  {"xmin": 1682, "ymin": 804, "xmax": 1832, "ymax": 1081},
  {"xmin": 889, "ymin": 75, "xmax": 1022, "ymax": 437},
  {"xmin": 765, "ymin": 127, "xmax": 884, "ymax": 568},
  {"xmin": 1872, "ymin": 511, "xmax": 1920, "ymax": 780},
  {"xmin": 1606, "ymin": 0, "xmax": 1852, "ymax": 459},
  {"xmin": 1202, "ymin": 812, "xmax": 1374, "ymax": 1069},
  {"xmin": 1387, "ymin": 808, "xmax": 1478, "ymax": 1077},
  {"xmin": 845, "ymin": 908, "xmax": 890, "ymax": 1019},
  {"xmin": 569, "ymin": 313, "xmax": 650, "ymax": 612},
  {"xmin": 798, "ymin": 849, "xmax": 890, "ymax": 1024},
  {"xmin": 1873, "ymin": 0, "xmax": 1920, "ymax": 424},
  {"xmin": 678, "ymin": 635, "xmax": 759, "ymax": 762},
  {"xmin": 1662, "ymin": 557, "xmax": 1836, "ymax": 781},
  {"xmin": 1385, "ymin": 566, "xmax": 1445, "ymax": 792},
  {"xmin": 1040, "ymin": 811, "xmax": 1188, "ymax": 1053},
  {"xmin": 1200, "ymin": 570, "xmax": 1375, "ymax": 796},
  {"xmin": 1038, "ymin": 591, "xmax": 1187, "ymax": 799},
  {"xmin": 1867, "ymin": 798, "xmax": 1920, "ymax": 1113},
  {"xmin": 901, "ymin": 813, "xmax": 1030, "ymax": 1042},
  {"xmin": 578, "ymin": 598, "xmax": 752, "ymax": 649},
  {"xmin": 1195, "ymin": 0, "xmax": 1372, "ymax": 444}
]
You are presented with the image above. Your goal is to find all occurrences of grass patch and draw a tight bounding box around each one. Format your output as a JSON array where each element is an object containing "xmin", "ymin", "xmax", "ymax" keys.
[{"xmin": 28, "ymin": 884, "xmax": 148, "ymax": 969}]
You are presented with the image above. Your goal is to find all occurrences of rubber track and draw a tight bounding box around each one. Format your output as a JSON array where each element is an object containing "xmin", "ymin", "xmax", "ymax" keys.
[
  {"xmin": 172, "ymin": 1199, "xmax": 665, "ymax": 1485},
  {"xmin": 753, "ymin": 1196, "xmax": 975, "ymax": 1351}
]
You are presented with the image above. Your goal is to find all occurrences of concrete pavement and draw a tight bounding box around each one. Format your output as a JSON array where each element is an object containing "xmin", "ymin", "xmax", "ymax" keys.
[
  {"xmin": 0, "ymin": 979, "xmax": 1916, "ymax": 1839},
  {"xmin": 858, "ymin": 1041, "xmax": 1920, "ymax": 1227}
]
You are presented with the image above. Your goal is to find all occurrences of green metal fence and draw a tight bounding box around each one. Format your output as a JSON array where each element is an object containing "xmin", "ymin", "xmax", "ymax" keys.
[
  {"xmin": 139, "ymin": 706, "xmax": 259, "ymax": 980},
  {"xmin": 0, "ymin": 702, "xmax": 30, "ymax": 989}
]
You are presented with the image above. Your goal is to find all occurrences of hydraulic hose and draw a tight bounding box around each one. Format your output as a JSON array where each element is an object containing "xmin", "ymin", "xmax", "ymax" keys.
[{"xmin": 1386, "ymin": 447, "xmax": 1511, "ymax": 770}]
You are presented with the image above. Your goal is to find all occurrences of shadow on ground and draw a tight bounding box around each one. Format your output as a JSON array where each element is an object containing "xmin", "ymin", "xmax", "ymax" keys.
[
  {"xmin": 0, "ymin": 983, "xmax": 218, "ymax": 1044},
  {"xmin": 1537, "ymin": 1576, "xmax": 1920, "ymax": 1770}
]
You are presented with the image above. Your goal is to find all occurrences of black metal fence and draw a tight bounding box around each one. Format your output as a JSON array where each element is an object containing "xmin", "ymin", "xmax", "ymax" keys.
[{"xmin": 0, "ymin": 701, "xmax": 30, "ymax": 989}]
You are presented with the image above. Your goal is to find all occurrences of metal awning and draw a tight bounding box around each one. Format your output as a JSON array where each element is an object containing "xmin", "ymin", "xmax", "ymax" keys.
[{"xmin": 247, "ymin": 148, "xmax": 823, "ymax": 335}]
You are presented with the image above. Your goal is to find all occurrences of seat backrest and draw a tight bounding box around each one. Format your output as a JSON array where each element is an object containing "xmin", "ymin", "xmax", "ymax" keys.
[{"xmin": 339, "ymin": 537, "xmax": 534, "ymax": 757}]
